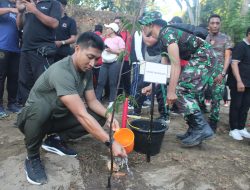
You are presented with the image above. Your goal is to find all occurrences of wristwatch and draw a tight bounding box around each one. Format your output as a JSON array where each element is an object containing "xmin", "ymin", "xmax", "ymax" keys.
[
  {"xmin": 104, "ymin": 139, "xmax": 113, "ymax": 148},
  {"xmin": 61, "ymin": 40, "xmax": 66, "ymax": 45}
]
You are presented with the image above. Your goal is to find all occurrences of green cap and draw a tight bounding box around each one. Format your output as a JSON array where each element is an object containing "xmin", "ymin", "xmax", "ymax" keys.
[{"xmin": 138, "ymin": 11, "xmax": 163, "ymax": 25}]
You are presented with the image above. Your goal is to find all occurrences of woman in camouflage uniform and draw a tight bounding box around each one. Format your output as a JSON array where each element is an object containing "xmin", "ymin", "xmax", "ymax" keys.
[{"xmin": 139, "ymin": 11, "xmax": 220, "ymax": 147}]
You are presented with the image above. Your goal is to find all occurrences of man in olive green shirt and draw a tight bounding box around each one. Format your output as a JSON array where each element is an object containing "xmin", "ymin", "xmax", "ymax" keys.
[{"xmin": 17, "ymin": 32, "xmax": 127, "ymax": 185}]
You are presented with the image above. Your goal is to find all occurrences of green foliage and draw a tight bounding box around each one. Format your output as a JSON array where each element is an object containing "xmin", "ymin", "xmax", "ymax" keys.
[
  {"xmin": 180, "ymin": 0, "xmax": 249, "ymax": 43},
  {"xmin": 105, "ymin": 94, "xmax": 137, "ymax": 116}
]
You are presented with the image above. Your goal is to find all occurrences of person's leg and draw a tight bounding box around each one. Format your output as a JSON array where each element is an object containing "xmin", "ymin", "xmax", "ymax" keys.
[
  {"xmin": 0, "ymin": 50, "xmax": 8, "ymax": 115},
  {"xmin": 29, "ymin": 51, "xmax": 53, "ymax": 81},
  {"xmin": 209, "ymin": 80, "xmax": 225, "ymax": 132},
  {"xmin": 6, "ymin": 52, "xmax": 20, "ymax": 112},
  {"xmin": 17, "ymin": 101, "xmax": 53, "ymax": 185},
  {"xmin": 130, "ymin": 63, "xmax": 140, "ymax": 97},
  {"xmin": 18, "ymin": 51, "xmax": 36, "ymax": 104},
  {"xmin": 238, "ymin": 88, "xmax": 250, "ymax": 130},
  {"xmin": 108, "ymin": 61, "xmax": 121, "ymax": 102},
  {"xmin": 175, "ymin": 56, "xmax": 216, "ymax": 146},
  {"xmin": 118, "ymin": 61, "xmax": 131, "ymax": 96},
  {"xmin": 155, "ymin": 84, "xmax": 170, "ymax": 123},
  {"xmin": 228, "ymin": 86, "xmax": 246, "ymax": 140},
  {"xmin": 95, "ymin": 64, "xmax": 108, "ymax": 101},
  {"xmin": 41, "ymin": 108, "xmax": 106, "ymax": 157},
  {"xmin": 50, "ymin": 108, "xmax": 106, "ymax": 141},
  {"xmin": 133, "ymin": 76, "xmax": 148, "ymax": 115},
  {"xmin": 229, "ymin": 86, "xmax": 242, "ymax": 130}
]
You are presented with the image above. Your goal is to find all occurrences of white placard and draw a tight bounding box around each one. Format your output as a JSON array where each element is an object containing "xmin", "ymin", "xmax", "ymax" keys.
[{"xmin": 143, "ymin": 62, "xmax": 170, "ymax": 84}]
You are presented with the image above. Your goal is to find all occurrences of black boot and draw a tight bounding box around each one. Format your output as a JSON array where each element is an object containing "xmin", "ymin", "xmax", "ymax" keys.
[
  {"xmin": 181, "ymin": 112, "xmax": 214, "ymax": 147},
  {"xmin": 176, "ymin": 120, "xmax": 193, "ymax": 140},
  {"xmin": 209, "ymin": 120, "xmax": 217, "ymax": 133}
]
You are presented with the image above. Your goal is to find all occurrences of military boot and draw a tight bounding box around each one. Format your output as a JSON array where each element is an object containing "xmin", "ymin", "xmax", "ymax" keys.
[
  {"xmin": 176, "ymin": 120, "xmax": 193, "ymax": 140},
  {"xmin": 181, "ymin": 112, "xmax": 214, "ymax": 147}
]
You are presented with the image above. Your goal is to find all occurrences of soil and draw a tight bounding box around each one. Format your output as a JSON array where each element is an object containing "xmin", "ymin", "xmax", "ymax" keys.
[{"xmin": 0, "ymin": 103, "xmax": 250, "ymax": 190}]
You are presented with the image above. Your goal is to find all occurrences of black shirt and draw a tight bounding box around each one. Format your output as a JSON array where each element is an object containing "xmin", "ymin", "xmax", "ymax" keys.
[
  {"xmin": 55, "ymin": 14, "xmax": 77, "ymax": 56},
  {"xmin": 21, "ymin": 0, "xmax": 61, "ymax": 51},
  {"xmin": 228, "ymin": 40, "xmax": 250, "ymax": 87}
]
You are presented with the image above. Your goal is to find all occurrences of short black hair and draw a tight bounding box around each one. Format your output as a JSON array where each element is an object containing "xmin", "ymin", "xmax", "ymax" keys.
[
  {"xmin": 76, "ymin": 32, "xmax": 104, "ymax": 51},
  {"xmin": 152, "ymin": 19, "xmax": 168, "ymax": 27},
  {"xmin": 170, "ymin": 16, "xmax": 183, "ymax": 24},
  {"xmin": 94, "ymin": 24, "xmax": 103, "ymax": 33},
  {"xmin": 246, "ymin": 27, "xmax": 250, "ymax": 36},
  {"xmin": 208, "ymin": 14, "xmax": 221, "ymax": 22}
]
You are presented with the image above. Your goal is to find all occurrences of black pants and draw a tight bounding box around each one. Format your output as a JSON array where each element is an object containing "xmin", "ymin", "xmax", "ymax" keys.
[
  {"xmin": 17, "ymin": 100, "xmax": 106, "ymax": 157},
  {"xmin": 118, "ymin": 60, "xmax": 131, "ymax": 96},
  {"xmin": 0, "ymin": 49, "xmax": 20, "ymax": 105},
  {"xmin": 134, "ymin": 75, "xmax": 168, "ymax": 116},
  {"xmin": 18, "ymin": 50, "xmax": 54, "ymax": 104},
  {"xmin": 229, "ymin": 86, "xmax": 250, "ymax": 130}
]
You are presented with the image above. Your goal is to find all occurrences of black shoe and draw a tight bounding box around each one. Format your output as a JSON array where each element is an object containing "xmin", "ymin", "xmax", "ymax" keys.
[
  {"xmin": 181, "ymin": 112, "xmax": 214, "ymax": 147},
  {"xmin": 156, "ymin": 114, "xmax": 170, "ymax": 124},
  {"xmin": 42, "ymin": 135, "xmax": 77, "ymax": 157},
  {"xmin": 24, "ymin": 156, "xmax": 47, "ymax": 185}
]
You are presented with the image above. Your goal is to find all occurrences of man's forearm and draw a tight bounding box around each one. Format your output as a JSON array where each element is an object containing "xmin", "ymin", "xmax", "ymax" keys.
[
  {"xmin": 223, "ymin": 49, "xmax": 232, "ymax": 73},
  {"xmin": 64, "ymin": 35, "xmax": 76, "ymax": 45},
  {"xmin": 76, "ymin": 113, "xmax": 109, "ymax": 143},
  {"xmin": 88, "ymin": 99, "xmax": 109, "ymax": 119},
  {"xmin": 231, "ymin": 61, "xmax": 242, "ymax": 82},
  {"xmin": 33, "ymin": 9, "xmax": 58, "ymax": 29},
  {"xmin": 168, "ymin": 62, "xmax": 181, "ymax": 93},
  {"xmin": 0, "ymin": 8, "xmax": 11, "ymax": 15}
]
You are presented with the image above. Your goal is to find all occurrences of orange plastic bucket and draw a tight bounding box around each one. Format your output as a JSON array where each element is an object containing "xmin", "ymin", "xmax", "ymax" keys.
[{"xmin": 113, "ymin": 128, "xmax": 134, "ymax": 154}]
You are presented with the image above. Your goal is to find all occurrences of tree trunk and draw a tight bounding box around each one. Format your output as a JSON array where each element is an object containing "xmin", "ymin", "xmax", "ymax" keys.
[
  {"xmin": 241, "ymin": 0, "xmax": 250, "ymax": 16},
  {"xmin": 184, "ymin": 0, "xmax": 195, "ymax": 25},
  {"xmin": 195, "ymin": 0, "xmax": 200, "ymax": 26}
]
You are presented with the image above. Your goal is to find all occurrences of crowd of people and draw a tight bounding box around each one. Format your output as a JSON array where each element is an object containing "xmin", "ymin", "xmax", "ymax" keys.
[{"xmin": 0, "ymin": 0, "xmax": 250, "ymax": 186}]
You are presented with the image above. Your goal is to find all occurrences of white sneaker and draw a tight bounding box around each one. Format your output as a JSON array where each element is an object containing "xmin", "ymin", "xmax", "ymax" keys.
[
  {"xmin": 229, "ymin": 129, "xmax": 243, "ymax": 140},
  {"xmin": 238, "ymin": 128, "xmax": 250, "ymax": 139}
]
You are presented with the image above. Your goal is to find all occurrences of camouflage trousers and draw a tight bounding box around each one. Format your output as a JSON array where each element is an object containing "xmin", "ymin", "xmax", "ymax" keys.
[
  {"xmin": 207, "ymin": 64, "xmax": 225, "ymax": 122},
  {"xmin": 175, "ymin": 47, "xmax": 220, "ymax": 117}
]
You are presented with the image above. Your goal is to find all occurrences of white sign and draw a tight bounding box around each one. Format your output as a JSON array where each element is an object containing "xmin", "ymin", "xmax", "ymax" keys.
[{"xmin": 143, "ymin": 62, "xmax": 171, "ymax": 84}]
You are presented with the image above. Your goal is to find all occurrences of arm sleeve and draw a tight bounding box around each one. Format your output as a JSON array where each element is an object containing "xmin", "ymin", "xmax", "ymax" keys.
[
  {"xmin": 69, "ymin": 18, "xmax": 77, "ymax": 35},
  {"xmin": 48, "ymin": 70, "xmax": 78, "ymax": 97},
  {"xmin": 85, "ymin": 71, "xmax": 94, "ymax": 91},
  {"xmin": 161, "ymin": 29, "xmax": 178, "ymax": 47},
  {"xmin": 225, "ymin": 35, "xmax": 234, "ymax": 50},
  {"xmin": 232, "ymin": 42, "xmax": 245, "ymax": 62},
  {"xmin": 49, "ymin": 0, "xmax": 61, "ymax": 21}
]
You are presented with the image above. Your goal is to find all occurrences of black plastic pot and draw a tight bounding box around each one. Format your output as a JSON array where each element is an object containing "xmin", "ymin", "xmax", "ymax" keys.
[{"xmin": 129, "ymin": 119, "xmax": 168, "ymax": 156}]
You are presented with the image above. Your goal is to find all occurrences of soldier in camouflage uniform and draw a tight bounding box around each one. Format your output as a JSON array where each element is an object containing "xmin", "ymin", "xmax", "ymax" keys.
[
  {"xmin": 205, "ymin": 14, "xmax": 234, "ymax": 131},
  {"xmin": 139, "ymin": 11, "xmax": 219, "ymax": 147}
]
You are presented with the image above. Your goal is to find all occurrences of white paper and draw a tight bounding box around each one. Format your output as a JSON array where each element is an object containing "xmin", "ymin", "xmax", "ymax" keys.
[{"xmin": 143, "ymin": 62, "xmax": 170, "ymax": 84}]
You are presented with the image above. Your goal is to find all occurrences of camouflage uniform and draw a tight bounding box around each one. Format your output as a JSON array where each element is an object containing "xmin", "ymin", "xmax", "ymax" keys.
[
  {"xmin": 205, "ymin": 33, "xmax": 234, "ymax": 122},
  {"xmin": 159, "ymin": 27, "xmax": 220, "ymax": 116},
  {"xmin": 139, "ymin": 11, "xmax": 215, "ymax": 146}
]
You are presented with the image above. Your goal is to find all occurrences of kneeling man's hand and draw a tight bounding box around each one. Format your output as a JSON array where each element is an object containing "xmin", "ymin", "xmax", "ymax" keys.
[{"xmin": 112, "ymin": 141, "xmax": 127, "ymax": 158}]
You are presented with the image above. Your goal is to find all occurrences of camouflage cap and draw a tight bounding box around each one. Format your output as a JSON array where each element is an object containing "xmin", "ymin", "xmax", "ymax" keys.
[{"xmin": 138, "ymin": 11, "xmax": 163, "ymax": 25}]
